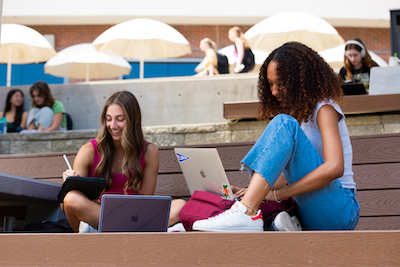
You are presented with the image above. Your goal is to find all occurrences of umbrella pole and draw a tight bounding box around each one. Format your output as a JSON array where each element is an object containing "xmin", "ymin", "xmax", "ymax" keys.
[
  {"xmin": 85, "ymin": 64, "xmax": 89, "ymax": 82},
  {"xmin": 6, "ymin": 61, "xmax": 11, "ymax": 87},
  {"xmin": 139, "ymin": 58, "xmax": 144, "ymax": 79}
]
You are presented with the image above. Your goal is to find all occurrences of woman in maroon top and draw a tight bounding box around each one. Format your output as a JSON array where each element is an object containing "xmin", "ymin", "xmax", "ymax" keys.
[{"xmin": 62, "ymin": 91, "xmax": 185, "ymax": 232}]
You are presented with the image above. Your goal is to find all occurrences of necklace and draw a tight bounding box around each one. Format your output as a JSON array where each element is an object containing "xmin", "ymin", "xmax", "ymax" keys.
[{"xmin": 116, "ymin": 152, "xmax": 123, "ymax": 163}]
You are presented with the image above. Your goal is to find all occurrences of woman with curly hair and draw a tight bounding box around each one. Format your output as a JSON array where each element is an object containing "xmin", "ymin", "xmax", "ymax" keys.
[
  {"xmin": 193, "ymin": 42, "xmax": 359, "ymax": 232},
  {"xmin": 62, "ymin": 91, "xmax": 185, "ymax": 232},
  {"xmin": 339, "ymin": 38, "xmax": 378, "ymax": 90}
]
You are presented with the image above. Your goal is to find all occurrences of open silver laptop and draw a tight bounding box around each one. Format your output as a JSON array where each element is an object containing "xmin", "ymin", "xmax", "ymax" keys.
[
  {"xmin": 174, "ymin": 148, "xmax": 234, "ymax": 200},
  {"xmin": 98, "ymin": 195, "xmax": 171, "ymax": 232}
]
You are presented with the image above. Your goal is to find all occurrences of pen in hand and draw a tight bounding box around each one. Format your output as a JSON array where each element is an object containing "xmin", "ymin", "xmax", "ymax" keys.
[{"xmin": 63, "ymin": 154, "xmax": 73, "ymax": 170}]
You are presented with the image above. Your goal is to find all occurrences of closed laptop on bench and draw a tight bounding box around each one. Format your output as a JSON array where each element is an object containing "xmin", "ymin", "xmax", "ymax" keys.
[{"xmin": 98, "ymin": 195, "xmax": 171, "ymax": 232}]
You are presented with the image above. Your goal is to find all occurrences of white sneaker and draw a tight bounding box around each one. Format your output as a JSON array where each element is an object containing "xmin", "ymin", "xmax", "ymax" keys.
[
  {"xmin": 78, "ymin": 221, "xmax": 98, "ymax": 233},
  {"xmin": 272, "ymin": 211, "xmax": 302, "ymax": 231},
  {"xmin": 167, "ymin": 223, "xmax": 186, "ymax": 232},
  {"xmin": 192, "ymin": 201, "xmax": 264, "ymax": 232}
]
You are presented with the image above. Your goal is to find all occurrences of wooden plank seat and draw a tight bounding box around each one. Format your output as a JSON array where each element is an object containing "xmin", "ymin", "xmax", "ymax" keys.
[
  {"xmin": 223, "ymin": 93, "xmax": 400, "ymax": 120},
  {"xmin": 0, "ymin": 231, "xmax": 399, "ymax": 266}
]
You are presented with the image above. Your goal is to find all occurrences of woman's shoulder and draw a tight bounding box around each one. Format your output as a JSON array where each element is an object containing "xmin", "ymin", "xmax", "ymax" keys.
[
  {"xmin": 21, "ymin": 111, "xmax": 28, "ymax": 121},
  {"xmin": 315, "ymin": 99, "xmax": 343, "ymax": 119},
  {"xmin": 75, "ymin": 141, "xmax": 95, "ymax": 164},
  {"xmin": 52, "ymin": 99, "xmax": 66, "ymax": 113},
  {"xmin": 205, "ymin": 48, "xmax": 217, "ymax": 56},
  {"xmin": 53, "ymin": 99, "xmax": 64, "ymax": 107},
  {"xmin": 76, "ymin": 140, "xmax": 96, "ymax": 156},
  {"xmin": 144, "ymin": 142, "xmax": 159, "ymax": 159},
  {"xmin": 146, "ymin": 142, "xmax": 158, "ymax": 154}
]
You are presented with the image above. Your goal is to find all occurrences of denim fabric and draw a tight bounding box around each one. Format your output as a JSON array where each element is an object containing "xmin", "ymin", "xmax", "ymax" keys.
[{"xmin": 241, "ymin": 114, "xmax": 360, "ymax": 230}]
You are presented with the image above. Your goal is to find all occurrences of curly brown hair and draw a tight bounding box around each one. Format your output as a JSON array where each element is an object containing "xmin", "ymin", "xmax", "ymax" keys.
[{"xmin": 258, "ymin": 42, "xmax": 343, "ymax": 123}]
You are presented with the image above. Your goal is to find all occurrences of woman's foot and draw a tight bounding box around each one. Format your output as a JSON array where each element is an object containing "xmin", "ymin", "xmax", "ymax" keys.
[
  {"xmin": 78, "ymin": 221, "xmax": 98, "ymax": 233},
  {"xmin": 271, "ymin": 211, "xmax": 302, "ymax": 231},
  {"xmin": 192, "ymin": 201, "xmax": 263, "ymax": 232}
]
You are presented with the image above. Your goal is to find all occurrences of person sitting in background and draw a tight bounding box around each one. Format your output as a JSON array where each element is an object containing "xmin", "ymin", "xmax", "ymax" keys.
[
  {"xmin": 26, "ymin": 81, "xmax": 67, "ymax": 132},
  {"xmin": 0, "ymin": 89, "xmax": 28, "ymax": 132},
  {"xmin": 339, "ymin": 38, "xmax": 378, "ymax": 90},
  {"xmin": 195, "ymin": 38, "xmax": 222, "ymax": 76},
  {"xmin": 228, "ymin": 26, "xmax": 255, "ymax": 73}
]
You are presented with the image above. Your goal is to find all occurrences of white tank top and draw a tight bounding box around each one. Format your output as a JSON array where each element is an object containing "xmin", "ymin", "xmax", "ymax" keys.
[{"xmin": 300, "ymin": 99, "xmax": 356, "ymax": 189}]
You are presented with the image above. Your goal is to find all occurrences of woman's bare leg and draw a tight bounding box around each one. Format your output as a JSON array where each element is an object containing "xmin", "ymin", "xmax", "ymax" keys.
[
  {"xmin": 240, "ymin": 172, "xmax": 271, "ymax": 215},
  {"xmin": 62, "ymin": 190, "xmax": 101, "ymax": 232},
  {"xmin": 27, "ymin": 122, "xmax": 37, "ymax": 130},
  {"xmin": 168, "ymin": 199, "xmax": 186, "ymax": 226}
]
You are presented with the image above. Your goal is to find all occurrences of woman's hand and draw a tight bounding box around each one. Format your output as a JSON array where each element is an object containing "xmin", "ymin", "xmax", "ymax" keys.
[
  {"xmin": 231, "ymin": 185, "xmax": 247, "ymax": 199},
  {"xmin": 63, "ymin": 169, "xmax": 80, "ymax": 182}
]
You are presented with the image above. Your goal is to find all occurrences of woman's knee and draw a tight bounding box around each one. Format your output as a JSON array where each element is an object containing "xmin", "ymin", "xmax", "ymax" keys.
[
  {"xmin": 63, "ymin": 190, "xmax": 88, "ymax": 212},
  {"xmin": 172, "ymin": 199, "xmax": 187, "ymax": 211},
  {"xmin": 271, "ymin": 114, "xmax": 297, "ymax": 125},
  {"xmin": 170, "ymin": 199, "xmax": 186, "ymax": 216}
]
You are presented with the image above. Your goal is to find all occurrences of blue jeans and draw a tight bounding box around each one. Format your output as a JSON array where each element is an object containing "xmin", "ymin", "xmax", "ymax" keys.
[{"xmin": 241, "ymin": 114, "xmax": 360, "ymax": 230}]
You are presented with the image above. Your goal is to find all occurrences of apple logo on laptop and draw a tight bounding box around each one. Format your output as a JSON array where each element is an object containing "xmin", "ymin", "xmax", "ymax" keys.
[
  {"xmin": 131, "ymin": 214, "xmax": 138, "ymax": 222},
  {"xmin": 200, "ymin": 169, "xmax": 206, "ymax": 178}
]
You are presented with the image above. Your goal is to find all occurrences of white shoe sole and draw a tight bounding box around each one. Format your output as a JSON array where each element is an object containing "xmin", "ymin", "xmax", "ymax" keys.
[
  {"xmin": 192, "ymin": 224, "xmax": 263, "ymax": 232},
  {"xmin": 272, "ymin": 211, "xmax": 302, "ymax": 231}
]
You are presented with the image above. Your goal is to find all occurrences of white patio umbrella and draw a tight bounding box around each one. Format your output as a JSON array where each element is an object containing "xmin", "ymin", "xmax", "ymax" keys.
[
  {"xmin": 44, "ymin": 43, "xmax": 132, "ymax": 82},
  {"xmin": 0, "ymin": 24, "xmax": 57, "ymax": 86},
  {"xmin": 93, "ymin": 18, "xmax": 191, "ymax": 79},
  {"xmin": 244, "ymin": 12, "xmax": 345, "ymax": 53},
  {"xmin": 319, "ymin": 44, "xmax": 388, "ymax": 71}
]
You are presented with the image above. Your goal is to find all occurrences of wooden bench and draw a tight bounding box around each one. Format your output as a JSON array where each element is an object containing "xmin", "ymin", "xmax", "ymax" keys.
[
  {"xmin": 0, "ymin": 133, "xmax": 399, "ymax": 265},
  {"xmin": 1, "ymin": 134, "xmax": 399, "ymax": 230},
  {"xmin": 223, "ymin": 93, "xmax": 400, "ymax": 120}
]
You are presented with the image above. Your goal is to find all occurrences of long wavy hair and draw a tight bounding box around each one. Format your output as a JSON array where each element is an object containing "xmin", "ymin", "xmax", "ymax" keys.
[
  {"xmin": 29, "ymin": 81, "xmax": 55, "ymax": 108},
  {"xmin": 95, "ymin": 91, "xmax": 146, "ymax": 193},
  {"xmin": 343, "ymin": 38, "xmax": 378, "ymax": 80},
  {"xmin": 258, "ymin": 42, "xmax": 343, "ymax": 123},
  {"xmin": 3, "ymin": 89, "xmax": 25, "ymax": 127},
  {"xmin": 229, "ymin": 26, "xmax": 251, "ymax": 49}
]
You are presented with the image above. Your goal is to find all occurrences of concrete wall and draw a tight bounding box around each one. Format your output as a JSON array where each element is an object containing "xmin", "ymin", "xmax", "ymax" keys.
[{"xmin": 0, "ymin": 74, "xmax": 259, "ymax": 130}]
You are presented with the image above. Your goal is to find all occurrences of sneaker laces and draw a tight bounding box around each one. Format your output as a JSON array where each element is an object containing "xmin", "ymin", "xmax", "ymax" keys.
[{"xmin": 208, "ymin": 208, "xmax": 239, "ymax": 221}]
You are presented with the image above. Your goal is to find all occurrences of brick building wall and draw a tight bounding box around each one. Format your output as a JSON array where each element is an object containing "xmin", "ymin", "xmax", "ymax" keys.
[{"xmin": 30, "ymin": 24, "xmax": 391, "ymax": 62}]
